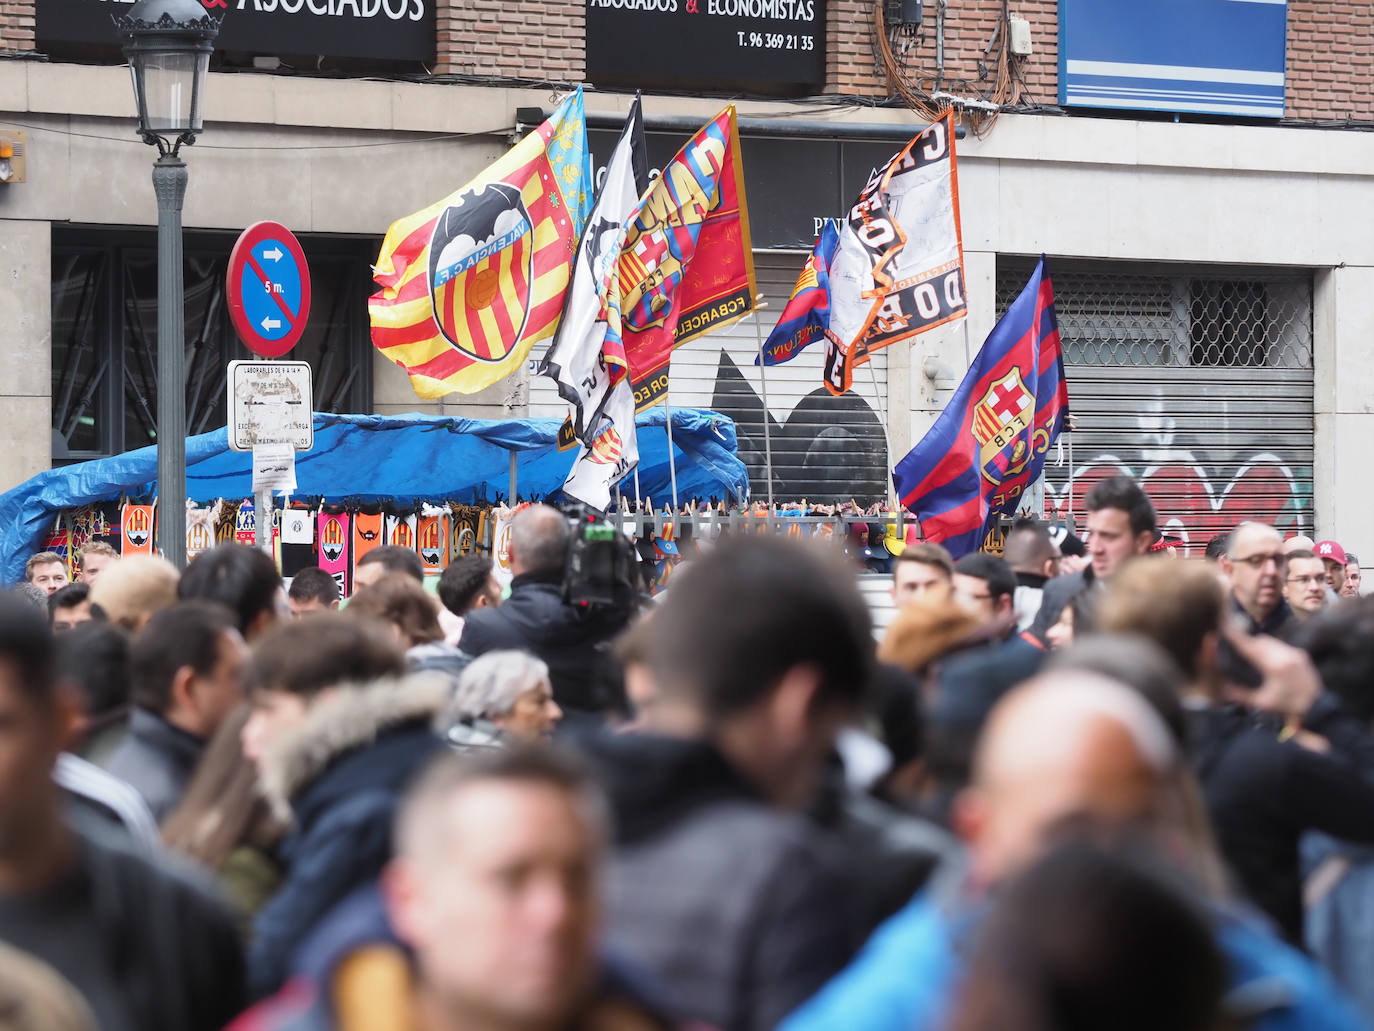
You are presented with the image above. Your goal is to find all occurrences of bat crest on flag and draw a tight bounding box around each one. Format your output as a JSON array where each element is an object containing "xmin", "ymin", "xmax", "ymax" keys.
[
  {"xmin": 321, "ymin": 517, "xmax": 346, "ymax": 563},
  {"xmin": 428, "ymin": 182, "xmax": 534, "ymax": 364}
]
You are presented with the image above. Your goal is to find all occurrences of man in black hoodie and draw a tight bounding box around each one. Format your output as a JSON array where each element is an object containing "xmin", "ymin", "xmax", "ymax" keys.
[
  {"xmin": 585, "ymin": 535, "xmax": 872, "ymax": 1031},
  {"xmin": 460, "ymin": 505, "xmax": 630, "ymax": 720}
]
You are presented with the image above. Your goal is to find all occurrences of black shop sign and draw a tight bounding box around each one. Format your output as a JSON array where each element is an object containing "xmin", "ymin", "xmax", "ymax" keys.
[
  {"xmin": 586, "ymin": 0, "xmax": 826, "ymax": 96},
  {"xmin": 38, "ymin": 0, "xmax": 434, "ymax": 63}
]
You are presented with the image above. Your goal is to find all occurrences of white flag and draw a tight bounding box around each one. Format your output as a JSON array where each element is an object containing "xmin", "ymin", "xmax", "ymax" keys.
[
  {"xmin": 540, "ymin": 96, "xmax": 648, "ymax": 442},
  {"xmin": 562, "ymin": 377, "xmax": 639, "ymax": 511}
]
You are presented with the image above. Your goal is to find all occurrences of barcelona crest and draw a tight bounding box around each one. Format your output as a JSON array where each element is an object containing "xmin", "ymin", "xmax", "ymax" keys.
[
  {"xmin": 973, "ymin": 369, "xmax": 1034, "ymax": 479},
  {"xmin": 428, "ymin": 182, "xmax": 534, "ymax": 365}
]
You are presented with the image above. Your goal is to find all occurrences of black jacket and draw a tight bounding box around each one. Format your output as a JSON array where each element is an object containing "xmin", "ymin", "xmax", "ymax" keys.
[
  {"xmin": 583, "ymin": 733, "xmax": 860, "ymax": 1031},
  {"xmin": 0, "ymin": 833, "xmax": 245, "ymax": 1031},
  {"xmin": 248, "ymin": 676, "xmax": 447, "ymax": 999},
  {"xmin": 459, "ymin": 569, "xmax": 630, "ymax": 714},
  {"xmin": 104, "ymin": 707, "xmax": 205, "ymax": 823},
  {"xmin": 1188, "ymin": 703, "xmax": 1374, "ymax": 945}
]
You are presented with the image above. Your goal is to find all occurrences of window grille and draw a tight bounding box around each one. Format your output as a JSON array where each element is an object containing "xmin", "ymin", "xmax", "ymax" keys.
[{"xmin": 995, "ymin": 258, "xmax": 1313, "ymax": 369}]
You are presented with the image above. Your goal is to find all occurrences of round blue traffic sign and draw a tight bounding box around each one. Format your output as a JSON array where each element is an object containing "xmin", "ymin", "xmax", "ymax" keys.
[{"xmin": 227, "ymin": 222, "xmax": 312, "ymax": 358}]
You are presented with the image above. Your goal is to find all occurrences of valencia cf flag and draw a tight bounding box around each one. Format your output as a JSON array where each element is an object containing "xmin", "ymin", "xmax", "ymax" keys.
[
  {"xmin": 892, "ymin": 256, "xmax": 1069, "ymax": 558},
  {"xmin": 369, "ymin": 89, "xmax": 592, "ymax": 398}
]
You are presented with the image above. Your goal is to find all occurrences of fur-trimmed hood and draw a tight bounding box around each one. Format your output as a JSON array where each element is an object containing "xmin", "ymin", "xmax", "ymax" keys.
[{"xmin": 260, "ymin": 673, "xmax": 450, "ymax": 814}]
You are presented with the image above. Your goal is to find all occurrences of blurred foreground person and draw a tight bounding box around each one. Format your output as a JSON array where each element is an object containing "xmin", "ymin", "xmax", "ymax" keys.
[
  {"xmin": 0, "ymin": 941, "xmax": 96, "ymax": 1031},
  {"xmin": 230, "ymin": 749, "xmax": 679, "ymax": 1031},
  {"xmin": 106, "ymin": 601, "xmax": 248, "ymax": 822},
  {"xmin": 780, "ymin": 672, "xmax": 1371, "ymax": 1031},
  {"xmin": 890, "ymin": 544, "xmax": 954, "ymax": 608},
  {"xmin": 442, "ymin": 650, "xmax": 562, "ymax": 748},
  {"xmin": 161, "ymin": 704, "xmax": 287, "ymax": 938},
  {"xmin": 179, "ymin": 544, "xmax": 286, "ymax": 642},
  {"xmin": 346, "ymin": 576, "xmax": 467, "ymax": 681},
  {"xmin": 55, "ymin": 621, "xmax": 131, "ymax": 764},
  {"xmin": 242, "ymin": 613, "xmax": 443, "ymax": 998},
  {"xmin": 87, "ymin": 554, "xmax": 177, "ymax": 632},
  {"xmin": 585, "ymin": 536, "xmax": 871, "ymax": 1031},
  {"xmin": 1100, "ymin": 558, "xmax": 1374, "ymax": 945},
  {"xmin": 948, "ymin": 841, "xmax": 1226, "ymax": 1031},
  {"xmin": 0, "ymin": 594, "xmax": 245, "ymax": 1030}
]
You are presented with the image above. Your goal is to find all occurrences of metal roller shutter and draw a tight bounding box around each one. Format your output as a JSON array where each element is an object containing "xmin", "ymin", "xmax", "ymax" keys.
[
  {"xmin": 530, "ymin": 254, "xmax": 891, "ymax": 505},
  {"xmin": 996, "ymin": 258, "xmax": 1315, "ymax": 552}
]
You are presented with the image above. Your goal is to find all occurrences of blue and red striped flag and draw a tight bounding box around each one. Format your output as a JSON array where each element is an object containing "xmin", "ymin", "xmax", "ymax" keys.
[
  {"xmin": 893, "ymin": 256, "xmax": 1069, "ymax": 558},
  {"xmin": 756, "ymin": 219, "xmax": 839, "ymax": 366}
]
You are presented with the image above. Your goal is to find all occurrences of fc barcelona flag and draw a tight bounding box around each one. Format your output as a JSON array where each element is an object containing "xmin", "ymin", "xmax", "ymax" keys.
[
  {"xmin": 892, "ymin": 257, "xmax": 1069, "ymax": 558},
  {"xmin": 369, "ymin": 89, "xmax": 593, "ymax": 398},
  {"xmin": 757, "ymin": 219, "xmax": 839, "ymax": 366},
  {"xmin": 620, "ymin": 106, "xmax": 756, "ymax": 411}
]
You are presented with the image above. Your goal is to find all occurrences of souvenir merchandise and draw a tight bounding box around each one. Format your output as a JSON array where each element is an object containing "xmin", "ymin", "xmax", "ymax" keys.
[
  {"xmin": 351, "ymin": 511, "xmax": 384, "ymax": 583},
  {"xmin": 122, "ymin": 503, "xmax": 156, "ymax": 556},
  {"xmin": 186, "ymin": 502, "xmax": 217, "ymax": 560},
  {"xmin": 417, "ymin": 505, "xmax": 450, "ymax": 575},
  {"xmin": 385, "ymin": 512, "xmax": 418, "ymax": 550},
  {"xmin": 234, "ymin": 500, "xmax": 257, "ymax": 546},
  {"xmin": 318, "ymin": 509, "xmax": 351, "ymax": 598}
]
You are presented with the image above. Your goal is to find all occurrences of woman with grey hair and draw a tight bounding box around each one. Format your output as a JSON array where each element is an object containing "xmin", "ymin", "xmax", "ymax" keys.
[{"xmin": 442, "ymin": 649, "xmax": 562, "ymax": 748}]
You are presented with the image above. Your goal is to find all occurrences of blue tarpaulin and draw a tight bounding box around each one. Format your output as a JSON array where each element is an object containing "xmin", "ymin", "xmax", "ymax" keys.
[{"xmin": 0, "ymin": 409, "xmax": 749, "ymax": 584}]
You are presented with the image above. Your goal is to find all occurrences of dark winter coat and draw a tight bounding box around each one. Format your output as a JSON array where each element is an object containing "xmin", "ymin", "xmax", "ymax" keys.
[
  {"xmin": 0, "ymin": 832, "xmax": 245, "ymax": 1031},
  {"xmin": 459, "ymin": 569, "xmax": 631, "ymax": 714},
  {"xmin": 247, "ymin": 675, "xmax": 447, "ymax": 999},
  {"xmin": 583, "ymin": 733, "xmax": 861, "ymax": 1031},
  {"xmin": 1188, "ymin": 702, "xmax": 1374, "ymax": 945},
  {"xmin": 103, "ymin": 707, "xmax": 205, "ymax": 822}
]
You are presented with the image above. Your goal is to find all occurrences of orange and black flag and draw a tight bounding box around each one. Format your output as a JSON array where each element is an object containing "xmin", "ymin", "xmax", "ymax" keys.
[{"xmin": 370, "ymin": 89, "xmax": 593, "ymax": 398}]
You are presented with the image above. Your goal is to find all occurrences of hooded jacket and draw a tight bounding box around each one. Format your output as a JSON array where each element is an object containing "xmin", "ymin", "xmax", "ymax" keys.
[
  {"xmin": 583, "ymin": 733, "xmax": 860, "ymax": 1031},
  {"xmin": 458, "ymin": 569, "xmax": 630, "ymax": 714},
  {"xmin": 247, "ymin": 675, "xmax": 448, "ymax": 1000}
]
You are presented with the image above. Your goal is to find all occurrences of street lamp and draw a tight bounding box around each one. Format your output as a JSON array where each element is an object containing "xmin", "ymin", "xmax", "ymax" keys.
[{"xmin": 115, "ymin": 0, "xmax": 220, "ymax": 568}]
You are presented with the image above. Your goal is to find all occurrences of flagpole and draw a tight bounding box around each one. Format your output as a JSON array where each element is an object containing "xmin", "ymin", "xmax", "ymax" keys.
[
  {"xmin": 865, "ymin": 357, "xmax": 901, "ymax": 524},
  {"xmin": 750, "ymin": 295, "xmax": 775, "ymax": 508},
  {"xmin": 662, "ymin": 390, "xmax": 681, "ymax": 511}
]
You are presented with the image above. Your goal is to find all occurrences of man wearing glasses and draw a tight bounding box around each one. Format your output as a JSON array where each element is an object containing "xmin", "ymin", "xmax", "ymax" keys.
[
  {"xmin": 1284, "ymin": 549, "xmax": 1329, "ymax": 622},
  {"xmin": 1221, "ymin": 523, "xmax": 1298, "ymax": 637}
]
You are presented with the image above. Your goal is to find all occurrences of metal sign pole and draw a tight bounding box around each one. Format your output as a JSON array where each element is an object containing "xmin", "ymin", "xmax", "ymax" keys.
[
  {"xmin": 750, "ymin": 297, "xmax": 775, "ymax": 508},
  {"xmin": 509, "ymin": 451, "xmax": 518, "ymax": 504},
  {"xmin": 254, "ymin": 486, "xmax": 272, "ymax": 550},
  {"xmin": 865, "ymin": 357, "xmax": 901, "ymax": 524}
]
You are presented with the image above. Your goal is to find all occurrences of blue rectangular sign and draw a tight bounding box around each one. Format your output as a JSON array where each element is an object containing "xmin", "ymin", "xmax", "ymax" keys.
[{"xmin": 1059, "ymin": 0, "xmax": 1287, "ymax": 119}]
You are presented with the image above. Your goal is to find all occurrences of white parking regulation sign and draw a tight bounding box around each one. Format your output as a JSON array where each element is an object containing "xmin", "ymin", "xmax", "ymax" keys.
[{"xmin": 228, "ymin": 360, "xmax": 314, "ymax": 452}]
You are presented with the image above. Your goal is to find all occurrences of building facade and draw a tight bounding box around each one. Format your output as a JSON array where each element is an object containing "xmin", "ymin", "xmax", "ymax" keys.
[{"xmin": 1, "ymin": 0, "xmax": 1371, "ymax": 561}]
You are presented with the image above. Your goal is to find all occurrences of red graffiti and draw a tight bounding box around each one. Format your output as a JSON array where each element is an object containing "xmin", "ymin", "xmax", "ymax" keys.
[{"xmin": 1045, "ymin": 454, "xmax": 1308, "ymax": 556}]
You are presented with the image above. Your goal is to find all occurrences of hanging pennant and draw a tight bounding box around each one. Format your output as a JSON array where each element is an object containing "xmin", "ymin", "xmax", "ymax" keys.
[
  {"xmin": 235, "ymin": 500, "xmax": 257, "ymax": 546},
  {"xmin": 186, "ymin": 502, "xmax": 217, "ymax": 560},
  {"xmin": 385, "ymin": 512, "xmax": 419, "ymax": 550},
  {"xmin": 352, "ymin": 511, "xmax": 384, "ymax": 585},
  {"xmin": 122, "ymin": 503, "xmax": 155, "ymax": 557},
  {"xmin": 318, "ymin": 510, "xmax": 351, "ymax": 598},
  {"xmin": 490, "ymin": 505, "xmax": 516, "ymax": 590},
  {"xmin": 418, "ymin": 505, "xmax": 450, "ymax": 575}
]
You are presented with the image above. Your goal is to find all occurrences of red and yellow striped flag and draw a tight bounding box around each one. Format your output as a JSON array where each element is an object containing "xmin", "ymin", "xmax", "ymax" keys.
[{"xmin": 369, "ymin": 90, "xmax": 592, "ymax": 398}]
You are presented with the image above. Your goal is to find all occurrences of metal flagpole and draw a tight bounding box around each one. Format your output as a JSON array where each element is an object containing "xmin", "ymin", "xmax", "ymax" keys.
[
  {"xmin": 865, "ymin": 356, "xmax": 901, "ymax": 524},
  {"xmin": 749, "ymin": 296, "xmax": 775, "ymax": 508},
  {"xmin": 662, "ymin": 389, "xmax": 681, "ymax": 511},
  {"xmin": 961, "ymin": 317, "xmax": 973, "ymax": 368}
]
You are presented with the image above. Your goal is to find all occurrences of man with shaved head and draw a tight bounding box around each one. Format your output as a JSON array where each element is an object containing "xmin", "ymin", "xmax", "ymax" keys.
[
  {"xmin": 459, "ymin": 505, "xmax": 631, "ymax": 721},
  {"xmin": 781, "ymin": 670, "xmax": 1372, "ymax": 1031},
  {"xmin": 1221, "ymin": 522, "xmax": 1297, "ymax": 637}
]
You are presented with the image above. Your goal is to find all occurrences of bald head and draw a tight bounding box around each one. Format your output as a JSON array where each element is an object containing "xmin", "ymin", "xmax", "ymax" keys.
[
  {"xmin": 958, "ymin": 673, "xmax": 1176, "ymax": 887},
  {"xmin": 509, "ymin": 504, "xmax": 570, "ymax": 577},
  {"xmin": 1222, "ymin": 523, "xmax": 1285, "ymax": 622},
  {"xmin": 1283, "ymin": 535, "xmax": 1316, "ymax": 556},
  {"xmin": 1002, "ymin": 521, "xmax": 1059, "ymax": 576}
]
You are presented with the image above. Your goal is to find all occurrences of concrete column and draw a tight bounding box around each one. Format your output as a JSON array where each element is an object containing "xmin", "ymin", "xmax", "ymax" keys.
[
  {"xmin": 1314, "ymin": 264, "xmax": 1374, "ymax": 575},
  {"xmin": 0, "ymin": 219, "xmax": 52, "ymax": 493}
]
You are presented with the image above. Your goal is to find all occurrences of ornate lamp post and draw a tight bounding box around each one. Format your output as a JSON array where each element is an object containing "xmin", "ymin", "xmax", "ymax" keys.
[{"xmin": 116, "ymin": 0, "xmax": 219, "ymax": 568}]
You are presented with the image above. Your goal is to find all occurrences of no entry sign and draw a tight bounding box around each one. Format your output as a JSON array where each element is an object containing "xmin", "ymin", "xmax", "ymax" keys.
[{"xmin": 228, "ymin": 222, "xmax": 312, "ymax": 358}]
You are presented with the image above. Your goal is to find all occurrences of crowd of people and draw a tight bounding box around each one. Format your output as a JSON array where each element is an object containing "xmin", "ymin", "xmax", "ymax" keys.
[{"xmin": 2, "ymin": 482, "xmax": 1374, "ymax": 1030}]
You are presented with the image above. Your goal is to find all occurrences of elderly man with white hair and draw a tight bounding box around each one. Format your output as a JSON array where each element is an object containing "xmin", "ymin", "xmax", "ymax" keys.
[{"xmin": 442, "ymin": 650, "xmax": 563, "ymax": 749}]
